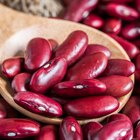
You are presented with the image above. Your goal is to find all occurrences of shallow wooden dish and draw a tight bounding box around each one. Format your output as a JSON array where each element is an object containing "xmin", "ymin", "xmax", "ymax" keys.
[{"xmin": 0, "ymin": 5, "xmax": 134, "ymax": 125}]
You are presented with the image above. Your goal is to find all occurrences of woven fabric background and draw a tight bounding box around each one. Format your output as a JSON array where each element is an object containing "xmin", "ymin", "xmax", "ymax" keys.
[{"xmin": 0, "ymin": 0, "xmax": 64, "ymax": 17}]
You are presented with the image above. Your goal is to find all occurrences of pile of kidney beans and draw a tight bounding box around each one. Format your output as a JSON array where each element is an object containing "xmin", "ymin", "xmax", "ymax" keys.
[{"xmin": 0, "ymin": 0, "xmax": 140, "ymax": 139}]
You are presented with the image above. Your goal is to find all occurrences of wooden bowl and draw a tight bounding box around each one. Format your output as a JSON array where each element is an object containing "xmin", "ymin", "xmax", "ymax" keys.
[{"xmin": 0, "ymin": 19, "xmax": 134, "ymax": 125}]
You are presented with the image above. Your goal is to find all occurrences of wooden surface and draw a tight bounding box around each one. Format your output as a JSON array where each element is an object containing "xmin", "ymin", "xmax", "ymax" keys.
[{"xmin": 0, "ymin": 4, "xmax": 134, "ymax": 125}]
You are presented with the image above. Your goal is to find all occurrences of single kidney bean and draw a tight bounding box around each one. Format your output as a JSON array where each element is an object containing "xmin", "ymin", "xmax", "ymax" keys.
[
  {"xmin": 121, "ymin": 22, "xmax": 140, "ymax": 40},
  {"xmin": 35, "ymin": 125, "xmax": 57, "ymax": 140},
  {"xmin": 14, "ymin": 91, "xmax": 63, "ymax": 117},
  {"xmin": 122, "ymin": 96, "xmax": 140, "ymax": 124},
  {"xmin": 64, "ymin": 95, "xmax": 119, "ymax": 118},
  {"xmin": 48, "ymin": 39, "xmax": 58, "ymax": 51},
  {"xmin": 135, "ymin": 121, "xmax": 140, "ymax": 138},
  {"xmin": 102, "ymin": 18, "xmax": 122, "ymax": 35},
  {"xmin": 107, "ymin": 113, "xmax": 132, "ymax": 123},
  {"xmin": 109, "ymin": 34, "xmax": 139, "ymax": 59},
  {"xmin": 24, "ymin": 38, "xmax": 52, "ymax": 72},
  {"xmin": 54, "ymin": 30, "xmax": 88, "ymax": 66},
  {"xmin": 99, "ymin": 75, "xmax": 133, "ymax": 97},
  {"xmin": 103, "ymin": 59, "xmax": 135, "ymax": 77},
  {"xmin": 82, "ymin": 121, "xmax": 103, "ymax": 140},
  {"xmin": 1, "ymin": 57, "xmax": 24, "ymax": 78},
  {"xmin": 0, "ymin": 100, "xmax": 6, "ymax": 119},
  {"xmin": 93, "ymin": 119, "xmax": 133, "ymax": 140},
  {"xmin": 132, "ymin": 39, "xmax": 140, "ymax": 49},
  {"xmin": 83, "ymin": 14, "xmax": 104, "ymax": 29},
  {"xmin": 105, "ymin": 3, "xmax": 139, "ymax": 21},
  {"xmin": 62, "ymin": 0, "xmax": 99, "ymax": 22},
  {"xmin": 101, "ymin": 0, "xmax": 133, "ymax": 3},
  {"xmin": 0, "ymin": 118, "xmax": 40, "ymax": 139},
  {"xmin": 66, "ymin": 52, "xmax": 108, "ymax": 80},
  {"xmin": 52, "ymin": 79, "xmax": 106, "ymax": 98},
  {"xmin": 136, "ymin": 0, "xmax": 140, "ymax": 13},
  {"xmin": 11, "ymin": 72, "xmax": 31, "ymax": 93},
  {"xmin": 30, "ymin": 57, "xmax": 67, "ymax": 94},
  {"xmin": 84, "ymin": 44, "xmax": 111, "ymax": 58},
  {"xmin": 59, "ymin": 116, "xmax": 83, "ymax": 140},
  {"xmin": 0, "ymin": 99, "xmax": 18, "ymax": 118}
]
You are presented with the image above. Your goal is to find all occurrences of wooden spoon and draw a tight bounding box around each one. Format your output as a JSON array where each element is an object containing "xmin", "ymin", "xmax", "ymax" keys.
[{"xmin": 0, "ymin": 4, "xmax": 134, "ymax": 125}]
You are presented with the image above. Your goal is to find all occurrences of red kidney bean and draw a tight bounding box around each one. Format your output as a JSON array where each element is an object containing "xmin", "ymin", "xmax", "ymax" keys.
[
  {"xmin": 107, "ymin": 113, "xmax": 132, "ymax": 123},
  {"xmin": 59, "ymin": 116, "xmax": 83, "ymax": 140},
  {"xmin": 135, "ymin": 53, "xmax": 140, "ymax": 70},
  {"xmin": 136, "ymin": 0, "xmax": 140, "ymax": 13},
  {"xmin": 84, "ymin": 44, "xmax": 111, "ymax": 58},
  {"xmin": 48, "ymin": 39, "xmax": 58, "ymax": 51},
  {"xmin": 132, "ymin": 39, "xmax": 140, "ymax": 49},
  {"xmin": 103, "ymin": 59, "xmax": 135, "ymax": 76},
  {"xmin": 66, "ymin": 52, "xmax": 108, "ymax": 80},
  {"xmin": 24, "ymin": 38, "xmax": 52, "ymax": 72},
  {"xmin": 1, "ymin": 57, "xmax": 24, "ymax": 78},
  {"xmin": 52, "ymin": 79, "xmax": 106, "ymax": 98},
  {"xmin": 109, "ymin": 34, "xmax": 139, "ymax": 59},
  {"xmin": 14, "ymin": 91, "xmax": 63, "ymax": 117},
  {"xmin": 0, "ymin": 118, "xmax": 40, "ymax": 139},
  {"xmin": 64, "ymin": 95, "xmax": 119, "ymax": 118},
  {"xmin": 83, "ymin": 14, "xmax": 104, "ymax": 29},
  {"xmin": 135, "ymin": 121, "xmax": 140, "ymax": 138},
  {"xmin": 11, "ymin": 72, "xmax": 31, "ymax": 93},
  {"xmin": 121, "ymin": 22, "xmax": 140, "ymax": 40},
  {"xmin": 35, "ymin": 125, "xmax": 57, "ymax": 140},
  {"xmin": 99, "ymin": 75, "xmax": 133, "ymax": 97},
  {"xmin": 30, "ymin": 57, "xmax": 67, "ymax": 94},
  {"xmin": 105, "ymin": 3, "xmax": 139, "ymax": 21},
  {"xmin": 54, "ymin": 30, "xmax": 88, "ymax": 66},
  {"xmin": 62, "ymin": 0, "xmax": 99, "ymax": 22},
  {"xmin": 93, "ymin": 119, "xmax": 133, "ymax": 140},
  {"xmin": 0, "ymin": 100, "xmax": 6, "ymax": 119},
  {"xmin": 102, "ymin": 18, "xmax": 122, "ymax": 35},
  {"xmin": 122, "ymin": 96, "xmax": 140, "ymax": 124},
  {"xmin": 82, "ymin": 121, "xmax": 103, "ymax": 140},
  {"xmin": 101, "ymin": 0, "xmax": 133, "ymax": 3},
  {"xmin": 0, "ymin": 99, "xmax": 18, "ymax": 118}
]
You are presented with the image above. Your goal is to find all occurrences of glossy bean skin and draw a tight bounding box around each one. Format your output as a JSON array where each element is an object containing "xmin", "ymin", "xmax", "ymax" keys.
[
  {"xmin": 99, "ymin": 75, "xmax": 133, "ymax": 97},
  {"xmin": 48, "ymin": 39, "xmax": 58, "ymax": 51},
  {"xmin": 11, "ymin": 72, "xmax": 31, "ymax": 92},
  {"xmin": 66, "ymin": 52, "xmax": 108, "ymax": 80},
  {"xmin": 121, "ymin": 22, "xmax": 140, "ymax": 40},
  {"xmin": 14, "ymin": 91, "xmax": 63, "ymax": 117},
  {"xmin": 102, "ymin": 18, "xmax": 122, "ymax": 35},
  {"xmin": 35, "ymin": 125, "xmax": 57, "ymax": 140},
  {"xmin": 109, "ymin": 34, "xmax": 139, "ymax": 59},
  {"xmin": 93, "ymin": 120, "xmax": 133, "ymax": 140},
  {"xmin": 122, "ymin": 96, "xmax": 140, "ymax": 125},
  {"xmin": 62, "ymin": 0, "xmax": 99, "ymax": 22},
  {"xmin": 135, "ymin": 121, "xmax": 140, "ymax": 138},
  {"xmin": 84, "ymin": 44, "xmax": 111, "ymax": 58},
  {"xmin": 105, "ymin": 3, "xmax": 139, "ymax": 21},
  {"xmin": 54, "ymin": 30, "xmax": 88, "ymax": 66},
  {"xmin": 52, "ymin": 79, "xmax": 106, "ymax": 98},
  {"xmin": 0, "ymin": 100, "xmax": 7, "ymax": 119},
  {"xmin": 82, "ymin": 122, "xmax": 103, "ymax": 140},
  {"xmin": 30, "ymin": 57, "xmax": 67, "ymax": 94},
  {"xmin": 83, "ymin": 14, "xmax": 104, "ymax": 29},
  {"xmin": 107, "ymin": 113, "xmax": 132, "ymax": 123},
  {"xmin": 1, "ymin": 57, "xmax": 24, "ymax": 78},
  {"xmin": 0, "ymin": 118, "xmax": 40, "ymax": 139},
  {"xmin": 59, "ymin": 116, "xmax": 83, "ymax": 140},
  {"xmin": 24, "ymin": 38, "xmax": 52, "ymax": 72},
  {"xmin": 132, "ymin": 39, "xmax": 140, "ymax": 49},
  {"xmin": 101, "ymin": 0, "xmax": 133, "ymax": 3},
  {"xmin": 103, "ymin": 59, "xmax": 135, "ymax": 76},
  {"xmin": 64, "ymin": 96, "xmax": 119, "ymax": 118}
]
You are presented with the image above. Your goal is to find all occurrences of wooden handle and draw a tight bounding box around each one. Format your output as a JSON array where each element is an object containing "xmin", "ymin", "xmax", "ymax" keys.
[{"xmin": 0, "ymin": 4, "xmax": 48, "ymax": 45}]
